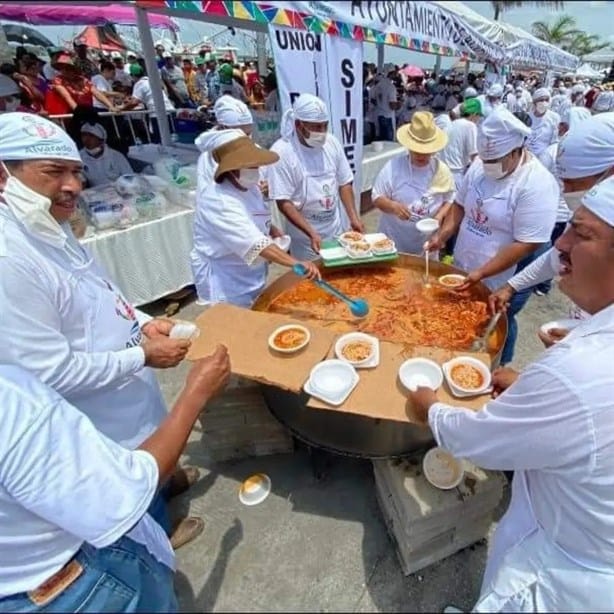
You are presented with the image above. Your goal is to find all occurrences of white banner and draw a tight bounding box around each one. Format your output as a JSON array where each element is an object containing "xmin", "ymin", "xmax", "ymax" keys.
[{"xmin": 269, "ymin": 24, "xmax": 363, "ymax": 215}]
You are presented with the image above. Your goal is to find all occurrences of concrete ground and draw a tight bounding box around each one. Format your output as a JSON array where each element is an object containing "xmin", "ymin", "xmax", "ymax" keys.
[{"xmin": 143, "ymin": 210, "xmax": 568, "ymax": 612}]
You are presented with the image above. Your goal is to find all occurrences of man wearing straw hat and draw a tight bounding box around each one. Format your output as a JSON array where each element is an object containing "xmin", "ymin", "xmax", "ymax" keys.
[
  {"xmin": 408, "ymin": 175, "xmax": 614, "ymax": 611},
  {"xmin": 267, "ymin": 93, "xmax": 364, "ymax": 261}
]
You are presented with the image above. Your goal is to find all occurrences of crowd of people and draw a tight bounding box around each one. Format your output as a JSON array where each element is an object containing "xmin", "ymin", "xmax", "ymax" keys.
[{"xmin": 0, "ymin": 34, "xmax": 614, "ymax": 614}]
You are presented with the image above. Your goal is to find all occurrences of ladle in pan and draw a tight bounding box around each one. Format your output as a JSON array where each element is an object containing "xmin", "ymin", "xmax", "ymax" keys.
[{"xmin": 292, "ymin": 264, "xmax": 369, "ymax": 318}]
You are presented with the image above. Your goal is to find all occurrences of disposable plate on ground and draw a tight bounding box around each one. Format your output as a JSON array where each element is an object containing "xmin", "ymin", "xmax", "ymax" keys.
[
  {"xmin": 334, "ymin": 332, "xmax": 380, "ymax": 368},
  {"xmin": 239, "ymin": 473, "xmax": 272, "ymax": 506},
  {"xmin": 304, "ymin": 359, "xmax": 359, "ymax": 406},
  {"xmin": 423, "ymin": 447, "xmax": 464, "ymax": 490},
  {"xmin": 398, "ymin": 358, "xmax": 443, "ymax": 392}
]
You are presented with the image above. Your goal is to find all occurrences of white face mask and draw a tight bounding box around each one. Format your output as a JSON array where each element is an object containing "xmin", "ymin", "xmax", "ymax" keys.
[
  {"xmin": 304, "ymin": 130, "xmax": 327, "ymax": 148},
  {"xmin": 483, "ymin": 160, "xmax": 507, "ymax": 180},
  {"xmin": 237, "ymin": 168, "xmax": 260, "ymax": 189},
  {"xmin": 1, "ymin": 172, "xmax": 66, "ymax": 247},
  {"xmin": 3, "ymin": 97, "xmax": 20, "ymax": 112},
  {"xmin": 563, "ymin": 190, "xmax": 586, "ymax": 212},
  {"xmin": 85, "ymin": 146, "xmax": 103, "ymax": 156},
  {"xmin": 535, "ymin": 101, "xmax": 549, "ymax": 114}
]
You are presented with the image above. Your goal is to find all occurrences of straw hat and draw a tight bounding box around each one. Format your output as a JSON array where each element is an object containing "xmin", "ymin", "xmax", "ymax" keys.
[
  {"xmin": 213, "ymin": 137, "xmax": 279, "ymax": 180},
  {"xmin": 396, "ymin": 111, "xmax": 448, "ymax": 154}
]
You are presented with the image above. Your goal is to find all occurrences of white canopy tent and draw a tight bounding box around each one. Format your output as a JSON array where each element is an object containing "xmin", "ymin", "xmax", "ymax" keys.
[{"xmin": 576, "ymin": 62, "xmax": 605, "ymax": 79}]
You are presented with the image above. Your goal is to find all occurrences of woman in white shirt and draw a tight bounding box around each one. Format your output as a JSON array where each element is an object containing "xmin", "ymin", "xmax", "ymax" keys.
[
  {"xmin": 191, "ymin": 130, "xmax": 319, "ymax": 307},
  {"xmin": 427, "ymin": 106, "xmax": 558, "ymax": 364},
  {"xmin": 0, "ymin": 348, "xmax": 229, "ymax": 612},
  {"xmin": 372, "ymin": 111, "xmax": 454, "ymax": 255}
]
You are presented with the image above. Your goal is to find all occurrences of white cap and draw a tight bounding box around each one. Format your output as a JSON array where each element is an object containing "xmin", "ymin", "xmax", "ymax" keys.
[
  {"xmin": 81, "ymin": 122, "xmax": 107, "ymax": 141},
  {"xmin": 557, "ymin": 113, "xmax": 614, "ymax": 179},
  {"xmin": 110, "ymin": 51, "xmax": 122, "ymax": 60},
  {"xmin": 0, "ymin": 112, "xmax": 80, "ymax": 162},
  {"xmin": 126, "ymin": 51, "xmax": 137, "ymax": 58},
  {"xmin": 533, "ymin": 88, "xmax": 550, "ymax": 101},
  {"xmin": 477, "ymin": 106, "xmax": 531, "ymax": 160},
  {"xmin": 487, "ymin": 84, "xmax": 503, "ymax": 98},
  {"xmin": 213, "ymin": 95, "xmax": 253, "ymax": 127},
  {"xmin": 162, "ymin": 51, "xmax": 173, "ymax": 59},
  {"xmin": 281, "ymin": 93, "xmax": 329, "ymax": 140},
  {"xmin": 464, "ymin": 87, "xmax": 477, "ymax": 99},
  {"xmin": 0, "ymin": 74, "xmax": 19, "ymax": 97},
  {"xmin": 581, "ymin": 176, "xmax": 614, "ymax": 226},
  {"xmin": 194, "ymin": 128, "xmax": 246, "ymax": 153}
]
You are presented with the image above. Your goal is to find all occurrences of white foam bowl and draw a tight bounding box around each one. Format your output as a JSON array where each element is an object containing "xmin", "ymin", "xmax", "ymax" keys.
[
  {"xmin": 169, "ymin": 321, "xmax": 201, "ymax": 340},
  {"xmin": 438, "ymin": 274, "xmax": 466, "ymax": 289},
  {"xmin": 309, "ymin": 359, "xmax": 357, "ymax": 398},
  {"xmin": 335, "ymin": 332, "xmax": 377, "ymax": 367},
  {"xmin": 238, "ymin": 473, "xmax": 271, "ymax": 506},
  {"xmin": 273, "ymin": 234, "xmax": 291, "ymax": 252},
  {"xmin": 423, "ymin": 447, "xmax": 464, "ymax": 490},
  {"xmin": 399, "ymin": 358, "xmax": 443, "ymax": 392},
  {"xmin": 416, "ymin": 217, "xmax": 440, "ymax": 236},
  {"xmin": 539, "ymin": 318, "xmax": 581, "ymax": 340},
  {"xmin": 268, "ymin": 324, "xmax": 311, "ymax": 354},
  {"xmin": 338, "ymin": 231, "xmax": 365, "ymax": 247},
  {"xmin": 443, "ymin": 356, "xmax": 492, "ymax": 396}
]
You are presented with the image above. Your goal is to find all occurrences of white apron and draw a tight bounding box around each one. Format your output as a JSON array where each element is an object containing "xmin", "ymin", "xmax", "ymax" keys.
[
  {"xmin": 22, "ymin": 229, "xmax": 167, "ymax": 450},
  {"xmin": 475, "ymin": 471, "xmax": 614, "ymax": 612},
  {"xmin": 377, "ymin": 162, "xmax": 447, "ymax": 256},
  {"xmin": 289, "ymin": 142, "xmax": 344, "ymax": 261},
  {"xmin": 192, "ymin": 195, "xmax": 271, "ymax": 308},
  {"xmin": 453, "ymin": 173, "xmax": 517, "ymax": 291}
]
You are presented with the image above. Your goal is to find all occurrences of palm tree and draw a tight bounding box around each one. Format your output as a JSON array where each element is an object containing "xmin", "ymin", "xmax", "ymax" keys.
[
  {"xmin": 531, "ymin": 14, "xmax": 581, "ymax": 45},
  {"xmin": 491, "ymin": 1, "xmax": 566, "ymax": 21},
  {"xmin": 566, "ymin": 32, "xmax": 611, "ymax": 59}
]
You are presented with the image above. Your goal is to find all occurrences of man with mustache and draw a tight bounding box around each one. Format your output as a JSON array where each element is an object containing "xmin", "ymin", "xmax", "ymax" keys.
[
  {"xmin": 407, "ymin": 174, "xmax": 614, "ymax": 609},
  {"xmin": 0, "ymin": 113, "xmax": 204, "ymax": 549}
]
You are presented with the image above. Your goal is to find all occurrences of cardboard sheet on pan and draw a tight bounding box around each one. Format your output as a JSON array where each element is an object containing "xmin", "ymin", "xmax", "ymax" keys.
[
  {"xmin": 307, "ymin": 341, "xmax": 493, "ymax": 424},
  {"xmin": 187, "ymin": 304, "xmax": 336, "ymax": 393}
]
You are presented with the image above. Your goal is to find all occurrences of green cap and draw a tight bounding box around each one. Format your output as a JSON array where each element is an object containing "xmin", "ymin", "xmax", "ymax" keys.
[
  {"xmin": 129, "ymin": 63, "xmax": 144, "ymax": 77},
  {"xmin": 195, "ymin": 56, "xmax": 206, "ymax": 66},
  {"xmin": 47, "ymin": 46, "xmax": 64, "ymax": 55},
  {"xmin": 218, "ymin": 62, "xmax": 234, "ymax": 84},
  {"xmin": 461, "ymin": 98, "xmax": 483, "ymax": 117}
]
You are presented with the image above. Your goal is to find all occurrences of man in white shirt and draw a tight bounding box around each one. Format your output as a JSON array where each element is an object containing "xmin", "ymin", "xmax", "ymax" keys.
[
  {"xmin": 91, "ymin": 61, "xmax": 123, "ymax": 110},
  {"xmin": 79, "ymin": 122, "xmax": 133, "ymax": 187},
  {"xmin": 439, "ymin": 98, "xmax": 481, "ymax": 191},
  {"xmin": 110, "ymin": 52, "xmax": 132, "ymax": 88},
  {"xmin": 408, "ymin": 176, "xmax": 614, "ymax": 612},
  {"xmin": 426, "ymin": 106, "xmax": 558, "ymax": 364},
  {"xmin": 0, "ymin": 113, "xmax": 203, "ymax": 549},
  {"xmin": 268, "ymin": 93, "xmax": 364, "ymax": 260},
  {"xmin": 527, "ymin": 88, "xmax": 560, "ymax": 156},
  {"xmin": 371, "ymin": 64, "xmax": 399, "ymax": 141},
  {"xmin": 477, "ymin": 83, "xmax": 504, "ymax": 118},
  {"xmin": 0, "ymin": 348, "xmax": 229, "ymax": 611}
]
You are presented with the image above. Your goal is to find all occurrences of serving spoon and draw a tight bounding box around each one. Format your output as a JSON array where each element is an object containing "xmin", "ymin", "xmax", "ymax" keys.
[{"xmin": 292, "ymin": 264, "xmax": 369, "ymax": 318}]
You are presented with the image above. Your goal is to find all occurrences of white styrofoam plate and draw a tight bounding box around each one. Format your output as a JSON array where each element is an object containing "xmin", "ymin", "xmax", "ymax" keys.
[
  {"xmin": 320, "ymin": 246, "xmax": 348, "ymax": 261},
  {"xmin": 334, "ymin": 332, "xmax": 380, "ymax": 368},
  {"xmin": 304, "ymin": 359, "xmax": 359, "ymax": 406}
]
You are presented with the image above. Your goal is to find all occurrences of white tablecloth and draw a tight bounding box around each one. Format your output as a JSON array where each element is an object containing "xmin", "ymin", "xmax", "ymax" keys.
[
  {"xmin": 81, "ymin": 204, "xmax": 195, "ymax": 307},
  {"xmin": 361, "ymin": 142, "xmax": 406, "ymax": 192}
]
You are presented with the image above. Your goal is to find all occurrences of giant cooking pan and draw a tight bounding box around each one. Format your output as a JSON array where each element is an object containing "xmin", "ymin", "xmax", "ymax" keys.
[{"xmin": 252, "ymin": 254, "xmax": 507, "ymax": 459}]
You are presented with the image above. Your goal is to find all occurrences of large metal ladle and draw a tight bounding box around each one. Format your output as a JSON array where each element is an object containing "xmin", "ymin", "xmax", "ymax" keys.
[{"xmin": 292, "ymin": 264, "xmax": 369, "ymax": 318}]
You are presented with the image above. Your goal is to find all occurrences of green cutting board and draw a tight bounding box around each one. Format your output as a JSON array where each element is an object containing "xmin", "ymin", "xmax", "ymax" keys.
[{"xmin": 320, "ymin": 238, "xmax": 399, "ymax": 268}]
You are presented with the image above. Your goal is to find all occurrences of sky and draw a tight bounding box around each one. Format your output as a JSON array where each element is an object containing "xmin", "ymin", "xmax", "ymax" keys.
[{"xmin": 5, "ymin": 0, "xmax": 614, "ymax": 69}]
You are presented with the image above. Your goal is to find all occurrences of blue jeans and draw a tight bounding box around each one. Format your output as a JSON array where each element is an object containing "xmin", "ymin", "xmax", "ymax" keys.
[
  {"xmin": 500, "ymin": 243, "xmax": 551, "ymax": 365},
  {"xmin": 377, "ymin": 116, "xmax": 394, "ymax": 141},
  {"xmin": 0, "ymin": 537, "xmax": 177, "ymax": 613}
]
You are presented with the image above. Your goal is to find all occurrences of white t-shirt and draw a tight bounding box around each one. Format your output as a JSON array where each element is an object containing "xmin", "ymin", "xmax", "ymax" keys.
[
  {"xmin": 527, "ymin": 109, "xmax": 560, "ymax": 156},
  {"xmin": 453, "ymin": 154, "xmax": 558, "ymax": 289},
  {"xmin": 80, "ymin": 146, "xmax": 134, "ymax": 187},
  {"xmin": 114, "ymin": 68, "xmax": 132, "ymax": 88},
  {"xmin": 91, "ymin": 74, "xmax": 112, "ymax": 109},
  {"xmin": 538, "ymin": 143, "xmax": 569, "ymax": 223},
  {"xmin": 0, "ymin": 364, "xmax": 173, "ymax": 598},
  {"xmin": 439, "ymin": 117, "xmax": 478, "ymax": 173},
  {"xmin": 372, "ymin": 77, "xmax": 397, "ymax": 119},
  {"xmin": 132, "ymin": 77, "xmax": 175, "ymax": 112}
]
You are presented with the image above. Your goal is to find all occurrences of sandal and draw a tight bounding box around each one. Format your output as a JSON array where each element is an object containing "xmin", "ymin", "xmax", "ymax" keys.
[{"xmin": 170, "ymin": 517, "xmax": 204, "ymax": 550}]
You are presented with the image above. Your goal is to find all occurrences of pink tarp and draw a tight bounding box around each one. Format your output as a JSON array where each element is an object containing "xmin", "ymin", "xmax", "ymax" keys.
[{"xmin": 0, "ymin": 3, "xmax": 177, "ymax": 30}]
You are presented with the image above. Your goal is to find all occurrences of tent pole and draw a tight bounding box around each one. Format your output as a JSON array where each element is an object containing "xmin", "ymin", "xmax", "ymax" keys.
[
  {"xmin": 256, "ymin": 31, "xmax": 267, "ymax": 76},
  {"xmin": 377, "ymin": 43, "xmax": 384, "ymax": 71},
  {"xmin": 434, "ymin": 54, "xmax": 442, "ymax": 77},
  {"xmin": 136, "ymin": 6, "xmax": 172, "ymax": 147},
  {"xmin": 464, "ymin": 60, "xmax": 471, "ymax": 86}
]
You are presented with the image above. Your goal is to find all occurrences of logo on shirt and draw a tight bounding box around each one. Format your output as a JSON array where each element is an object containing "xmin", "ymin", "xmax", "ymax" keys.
[
  {"xmin": 410, "ymin": 194, "xmax": 432, "ymax": 220},
  {"xmin": 320, "ymin": 183, "xmax": 334, "ymax": 210},
  {"xmin": 467, "ymin": 198, "xmax": 491, "ymax": 236}
]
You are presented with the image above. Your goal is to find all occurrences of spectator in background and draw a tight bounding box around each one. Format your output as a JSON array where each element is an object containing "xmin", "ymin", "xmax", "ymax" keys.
[
  {"xmin": 249, "ymin": 81, "xmax": 266, "ymax": 110},
  {"xmin": 13, "ymin": 55, "xmax": 46, "ymax": 114},
  {"xmin": 182, "ymin": 58, "xmax": 199, "ymax": 105},
  {"xmin": 218, "ymin": 63, "xmax": 248, "ymax": 102},
  {"xmin": 80, "ymin": 122, "xmax": 133, "ymax": 187},
  {"xmin": 92, "ymin": 61, "xmax": 124, "ymax": 111},
  {"xmin": 244, "ymin": 61, "xmax": 259, "ymax": 95},
  {"xmin": 193, "ymin": 57, "xmax": 209, "ymax": 107},
  {"xmin": 110, "ymin": 52, "xmax": 132, "ymax": 88},
  {"xmin": 155, "ymin": 43, "xmax": 166, "ymax": 69},
  {"xmin": 371, "ymin": 63, "xmax": 399, "ymax": 141},
  {"xmin": 263, "ymin": 72, "xmax": 279, "ymax": 113},
  {"xmin": 42, "ymin": 47, "xmax": 62, "ymax": 82},
  {"xmin": 205, "ymin": 55, "xmax": 220, "ymax": 103},
  {"xmin": 124, "ymin": 51, "xmax": 138, "ymax": 75},
  {"xmin": 160, "ymin": 52, "xmax": 190, "ymax": 107},
  {"xmin": 72, "ymin": 42, "xmax": 98, "ymax": 78}
]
